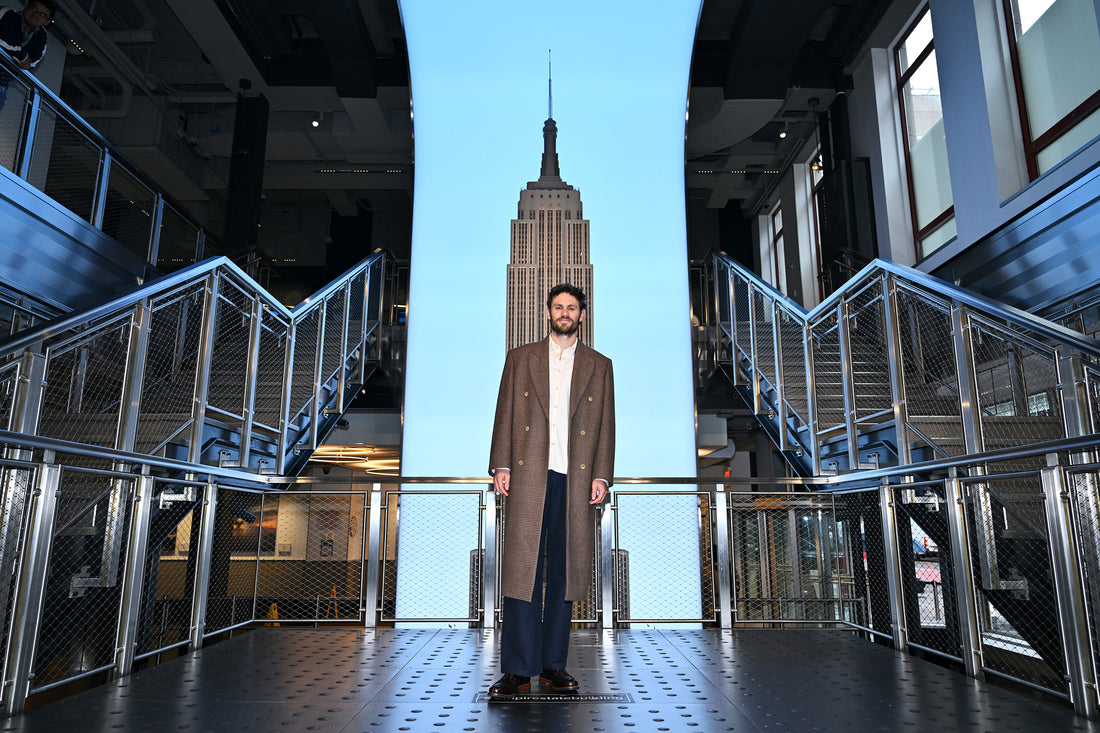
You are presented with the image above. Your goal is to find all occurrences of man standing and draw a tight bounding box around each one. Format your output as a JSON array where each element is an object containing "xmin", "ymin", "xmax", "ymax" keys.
[
  {"xmin": 488, "ymin": 283, "xmax": 615, "ymax": 698},
  {"xmin": 0, "ymin": 1, "xmax": 55, "ymax": 109}
]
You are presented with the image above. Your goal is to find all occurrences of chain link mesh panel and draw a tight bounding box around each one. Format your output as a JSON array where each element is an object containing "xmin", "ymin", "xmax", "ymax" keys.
[
  {"xmin": 135, "ymin": 482, "xmax": 202, "ymax": 656},
  {"xmin": 778, "ymin": 309, "xmax": 808, "ymax": 429},
  {"xmin": 847, "ymin": 280, "xmax": 892, "ymax": 424},
  {"xmin": 0, "ymin": 77, "xmax": 31, "ymax": 174},
  {"xmin": 207, "ymin": 279, "xmax": 253, "ymax": 419},
  {"xmin": 156, "ymin": 204, "xmax": 200, "ymax": 271},
  {"xmin": 1068, "ymin": 469, "xmax": 1100, "ymax": 675},
  {"xmin": 0, "ymin": 465, "xmax": 33, "ymax": 675},
  {"xmin": 833, "ymin": 490, "xmax": 891, "ymax": 637},
  {"xmin": 28, "ymin": 105, "xmax": 100, "ymax": 224},
  {"xmin": 961, "ymin": 473, "xmax": 1066, "ymax": 693},
  {"xmin": 0, "ymin": 360, "xmax": 18, "ymax": 431},
  {"xmin": 615, "ymin": 493, "xmax": 712, "ymax": 623},
  {"xmin": 322, "ymin": 290, "xmax": 347, "ymax": 386},
  {"xmin": 728, "ymin": 493, "xmax": 844, "ymax": 623},
  {"xmin": 136, "ymin": 286, "xmax": 205, "ymax": 455},
  {"xmin": 732, "ymin": 273, "xmax": 752, "ymax": 364},
  {"xmin": 894, "ymin": 483, "xmax": 959, "ymax": 658},
  {"xmin": 382, "ymin": 490, "xmax": 482, "ymax": 623},
  {"xmin": 101, "ymin": 163, "xmax": 155, "ymax": 261},
  {"xmin": 253, "ymin": 318, "xmax": 289, "ymax": 430},
  {"xmin": 39, "ymin": 316, "xmax": 133, "ymax": 448},
  {"xmin": 204, "ymin": 488, "xmax": 261, "ymax": 635},
  {"xmin": 811, "ymin": 312, "xmax": 845, "ymax": 432},
  {"xmin": 970, "ymin": 319, "xmax": 1064, "ymax": 454},
  {"xmin": 895, "ymin": 286, "xmax": 962, "ymax": 458},
  {"xmin": 252, "ymin": 493, "xmax": 365, "ymax": 622},
  {"xmin": 32, "ymin": 468, "xmax": 133, "ymax": 691},
  {"xmin": 346, "ymin": 271, "xmax": 367, "ymax": 356},
  {"xmin": 289, "ymin": 309, "xmax": 321, "ymax": 425},
  {"xmin": 753, "ymin": 290, "xmax": 777, "ymax": 394},
  {"xmin": 1084, "ymin": 364, "xmax": 1100, "ymax": 434}
]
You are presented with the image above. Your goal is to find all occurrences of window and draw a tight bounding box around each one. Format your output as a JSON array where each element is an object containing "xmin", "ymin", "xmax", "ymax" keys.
[
  {"xmin": 895, "ymin": 6, "xmax": 955, "ymax": 259},
  {"xmin": 1002, "ymin": 0, "xmax": 1100, "ymax": 177}
]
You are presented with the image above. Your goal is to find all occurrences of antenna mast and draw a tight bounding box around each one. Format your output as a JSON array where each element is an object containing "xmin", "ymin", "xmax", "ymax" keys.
[{"xmin": 548, "ymin": 49, "xmax": 553, "ymax": 119}]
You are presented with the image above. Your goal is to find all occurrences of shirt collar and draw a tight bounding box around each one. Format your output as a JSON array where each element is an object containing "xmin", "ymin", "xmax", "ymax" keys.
[{"xmin": 549, "ymin": 337, "xmax": 578, "ymax": 359}]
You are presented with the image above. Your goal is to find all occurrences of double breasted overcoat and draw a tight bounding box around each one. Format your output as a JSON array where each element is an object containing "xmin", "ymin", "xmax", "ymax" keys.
[{"xmin": 489, "ymin": 337, "xmax": 615, "ymax": 602}]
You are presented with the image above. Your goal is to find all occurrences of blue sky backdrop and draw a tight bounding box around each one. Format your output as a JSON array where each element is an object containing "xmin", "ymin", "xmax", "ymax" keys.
[{"xmin": 400, "ymin": 0, "xmax": 701, "ymax": 481}]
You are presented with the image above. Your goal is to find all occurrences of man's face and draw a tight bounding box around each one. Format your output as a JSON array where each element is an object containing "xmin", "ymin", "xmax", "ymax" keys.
[
  {"xmin": 547, "ymin": 293, "xmax": 584, "ymax": 337},
  {"xmin": 23, "ymin": 3, "xmax": 51, "ymax": 28}
]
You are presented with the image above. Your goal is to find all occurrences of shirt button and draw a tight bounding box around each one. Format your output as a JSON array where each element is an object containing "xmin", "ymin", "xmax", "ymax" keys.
[
  {"xmin": 580, "ymin": 430, "xmax": 586, "ymax": 436},
  {"xmin": 525, "ymin": 426, "xmax": 529, "ymax": 432},
  {"xmin": 518, "ymin": 460, "xmax": 524, "ymax": 466},
  {"xmin": 580, "ymin": 464, "xmax": 586, "ymax": 470},
  {"xmin": 587, "ymin": 396, "xmax": 593, "ymax": 402},
  {"xmin": 524, "ymin": 391, "xmax": 529, "ymax": 397}
]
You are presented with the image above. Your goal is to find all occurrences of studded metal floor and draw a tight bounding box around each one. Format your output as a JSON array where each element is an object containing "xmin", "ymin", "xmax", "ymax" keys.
[{"xmin": 2, "ymin": 627, "xmax": 1097, "ymax": 732}]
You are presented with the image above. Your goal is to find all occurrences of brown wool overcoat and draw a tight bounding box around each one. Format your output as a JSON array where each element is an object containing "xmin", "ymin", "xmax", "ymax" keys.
[{"xmin": 489, "ymin": 337, "xmax": 615, "ymax": 602}]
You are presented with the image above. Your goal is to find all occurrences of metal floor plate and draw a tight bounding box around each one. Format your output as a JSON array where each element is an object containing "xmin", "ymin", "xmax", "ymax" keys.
[{"xmin": 1, "ymin": 627, "xmax": 1096, "ymax": 732}]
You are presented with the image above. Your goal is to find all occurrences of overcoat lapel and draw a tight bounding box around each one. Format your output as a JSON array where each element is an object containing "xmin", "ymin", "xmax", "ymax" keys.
[
  {"xmin": 570, "ymin": 343, "xmax": 594, "ymax": 417},
  {"xmin": 528, "ymin": 337, "xmax": 550, "ymax": 417}
]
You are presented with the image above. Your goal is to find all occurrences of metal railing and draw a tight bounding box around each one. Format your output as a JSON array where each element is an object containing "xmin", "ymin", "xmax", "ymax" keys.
[
  {"xmin": 0, "ymin": 250, "xmax": 386, "ymax": 474},
  {"xmin": 0, "ymin": 429, "xmax": 1096, "ymax": 717},
  {"xmin": 0, "ymin": 48, "xmax": 222, "ymax": 273},
  {"xmin": 710, "ymin": 252, "xmax": 1100, "ymax": 476}
]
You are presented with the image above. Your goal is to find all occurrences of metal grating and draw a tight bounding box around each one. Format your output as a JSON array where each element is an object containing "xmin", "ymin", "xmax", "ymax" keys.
[
  {"xmin": 100, "ymin": 163, "xmax": 155, "ymax": 261},
  {"xmin": 29, "ymin": 106, "xmax": 100, "ymax": 224},
  {"xmin": 204, "ymin": 488, "xmax": 260, "ymax": 636}
]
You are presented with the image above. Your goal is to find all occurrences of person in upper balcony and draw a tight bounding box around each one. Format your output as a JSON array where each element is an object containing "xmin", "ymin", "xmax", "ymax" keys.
[{"xmin": 0, "ymin": 1, "xmax": 55, "ymax": 109}]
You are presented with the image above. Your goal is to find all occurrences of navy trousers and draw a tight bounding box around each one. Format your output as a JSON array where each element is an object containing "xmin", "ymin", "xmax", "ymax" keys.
[{"xmin": 500, "ymin": 470, "xmax": 572, "ymax": 677}]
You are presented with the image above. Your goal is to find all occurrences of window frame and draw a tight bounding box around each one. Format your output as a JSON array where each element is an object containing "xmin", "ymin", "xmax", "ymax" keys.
[{"xmin": 999, "ymin": 0, "xmax": 1100, "ymax": 181}]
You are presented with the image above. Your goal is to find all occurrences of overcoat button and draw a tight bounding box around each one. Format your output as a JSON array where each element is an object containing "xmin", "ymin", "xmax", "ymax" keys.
[
  {"xmin": 580, "ymin": 430, "xmax": 586, "ymax": 436},
  {"xmin": 524, "ymin": 391, "xmax": 529, "ymax": 397},
  {"xmin": 580, "ymin": 464, "xmax": 586, "ymax": 469},
  {"xmin": 525, "ymin": 426, "xmax": 530, "ymax": 432},
  {"xmin": 518, "ymin": 460, "xmax": 524, "ymax": 466},
  {"xmin": 587, "ymin": 396, "xmax": 593, "ymax": 401}
]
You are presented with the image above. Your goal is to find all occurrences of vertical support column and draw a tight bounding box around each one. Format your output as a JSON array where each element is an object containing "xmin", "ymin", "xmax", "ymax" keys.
[
  {"xmin": 950, "ymin": 302, "xmax": 983, "ymax": 455},
  {"xmin": 878, "ymin": 479, "xmax": 908, "ymax": 651},
  {"xmin": 945, "ymin": 472, "xmax": 983, "ymax": 679},
  {"xmin": 600, "ymin": 499, "xmax": 615, "ymax": 629},
  {"xmin": 189, "ymin": 481, "xmax": 218, "ymax": 650},
  {"xmin": 713, "ymin": 484, "xmax": 733, "ymax": 630},
  {"xmin": 310, "ymin": 302, "xmax": 327, "ymax": 452},
  {"xmin": 115, "ymin": 473, "xmax": 154, "ymax": 678},
  {"xmin": 747, "ymin": 284, "xmax": 763, "ymax": 415},
  {"xmin": 1041, "ymin": 465, "xmax": 1098, "ymax": 718},
  {"xmin": 189, "ymin": 276, "xmax": 220, "ymax": 465},
  {"xmin": 336, "ymin": 279, "xmax": 352, "ymax": 414},
  {"xmin": 3, "ymin": 461, "xmax": 61, "ymax": 716},
  {"xmin": 278, "ymin": 320, "xmax": 297, "ymax": 474},
  {"xmin": 805, "ymin": 324, "xmax": 821, "ymax": 475},
  {"xmin": 238, "ymin": 297, "xmax": 264, "ymax": 469},
  {"xmin": 363, "ymin": 483, "xmax": 383, "ymax": 630},
  {"xmin": 881, "ymin": 276, "xmax": 913, "ymax": 466},
  {"xmin": 772, "ymin": 303, "xmax": 789, "ymax": 452},
  {"xmin": 482, "ymin": 488, "xmax": 497, "ymax": 629}
]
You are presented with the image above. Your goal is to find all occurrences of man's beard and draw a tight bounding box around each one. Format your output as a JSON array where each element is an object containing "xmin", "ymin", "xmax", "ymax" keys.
[{"xmin": 549, "ymin": 317, "xmax": 580, "ymax": 336}]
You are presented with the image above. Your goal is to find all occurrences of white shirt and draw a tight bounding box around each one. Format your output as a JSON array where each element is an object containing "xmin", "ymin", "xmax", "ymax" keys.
[{"xmin": 547, "ymin": 337, "xmax": 576, "ymax": 474}]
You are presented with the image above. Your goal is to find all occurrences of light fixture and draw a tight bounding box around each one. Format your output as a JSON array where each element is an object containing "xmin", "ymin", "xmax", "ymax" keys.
[
  {"xmin": 311, "ymin": 111, "xmax": 324, "ymax": 128},
  {"xmin": 779, "ymin": 123, "xmax": 788, "ymax": 140}
]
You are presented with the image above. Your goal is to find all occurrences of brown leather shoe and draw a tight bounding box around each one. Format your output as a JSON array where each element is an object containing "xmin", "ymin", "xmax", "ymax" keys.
[
  {"xmin": 488, "ymin": 673, "xmax": 531, "ymax": 698},
  {"xmin": 539, "ymin": 668, "xmax": 578, "ymax": 690}
]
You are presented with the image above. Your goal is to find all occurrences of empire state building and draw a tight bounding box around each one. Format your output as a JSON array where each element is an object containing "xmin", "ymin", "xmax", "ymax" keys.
[{"xmin": 505, "ymin": 116, "xmax": 594, "ymax": 349}]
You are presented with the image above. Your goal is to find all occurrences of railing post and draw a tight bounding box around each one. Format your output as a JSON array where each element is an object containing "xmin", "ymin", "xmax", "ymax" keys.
[
  {"xmin": 189, "ymin": 480, "xmax": 218, "ymax": 650},
  {"xmin": 945, "ymin": 471, "xmax": 983, "ymax": 679},
  {"xmin": 1041, "ymin": 464, "xmax": 1098, "ymax": 718},
  {"xmin": 600, "ymin": 499, "xmax": 615, "ymax": 629},
  {"xmin": 238, "ymin": 297, "xmax": 264, "ymax": 469},
  {"xmin": 336, "ymin": 278, "xmax": 352, "ymax": 413},
  {"xmin": 9, "ymin": 351, "xmax": 47, "ymax": 447},
  {"xmin": 838, "ymin": 298, "xmax": 859, "ymax": 471},
  {"xmin": 188, "ymin": 275, "xmax": 220, "ymax": 465},
  {"xmin": 950, "ymin": 302, "xmax": 983, "ymax": 455},
  {"xmin": 772, "ymin": 302, "xmax": 789, "ymax": 452},
  {"xmin": 3, "ymin": 460, "xmax": 60, "ymax": 716},
  {"xmin": 363, "ymin": 483, "xmax": 383, "ymax": 630},
  {"xmin": 882, "ymin": 276, "xmax": 913, "ymax": 466},
  {"xmin": 482, "ymin": 487, "xmax": 497, "ymax": 629},
  {"xmin": 146, "ymin": 194, "xmax": 165, "ymax": 270},
  {"xmin": 878, "ymin": 479, "xmax": 908, "ymax": 651},
  {"xmin": 805, "ymin": 323, "xmax": 821, "ymax": 474},
  {"xmin": 115, "ymin": 473, "xmax": 154, "ymax": 678},
  {"xmin": 310, "ymin": 300, "xmax": 326, "ymax": 452},
  {"xmin": 15, "ymin": 90, "xmax": 41, "ymax": 182},
  {"xmin": 91, "ymin": 151, "xmax": 112, "ymax": 230},
  {"xmin": 747, "ymin": 284, "xmax": 763, "ymax": 415},
  {"xmin": 713, "ymin": 483, "xmax": 733, "ymax": 630},
  {"xmin": 278, "ymin": 320, "xmax": 297, "ymax": 474}
]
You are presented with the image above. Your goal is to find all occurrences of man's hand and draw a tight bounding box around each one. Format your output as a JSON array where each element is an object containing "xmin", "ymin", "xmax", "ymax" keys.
[
  {"xmin": 493, "ymin": 469, "xmax": 511, "ymax": 496},
  {"xmin": 590, "ymin": 480, "xmax": 608, "ymax": 505}
]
